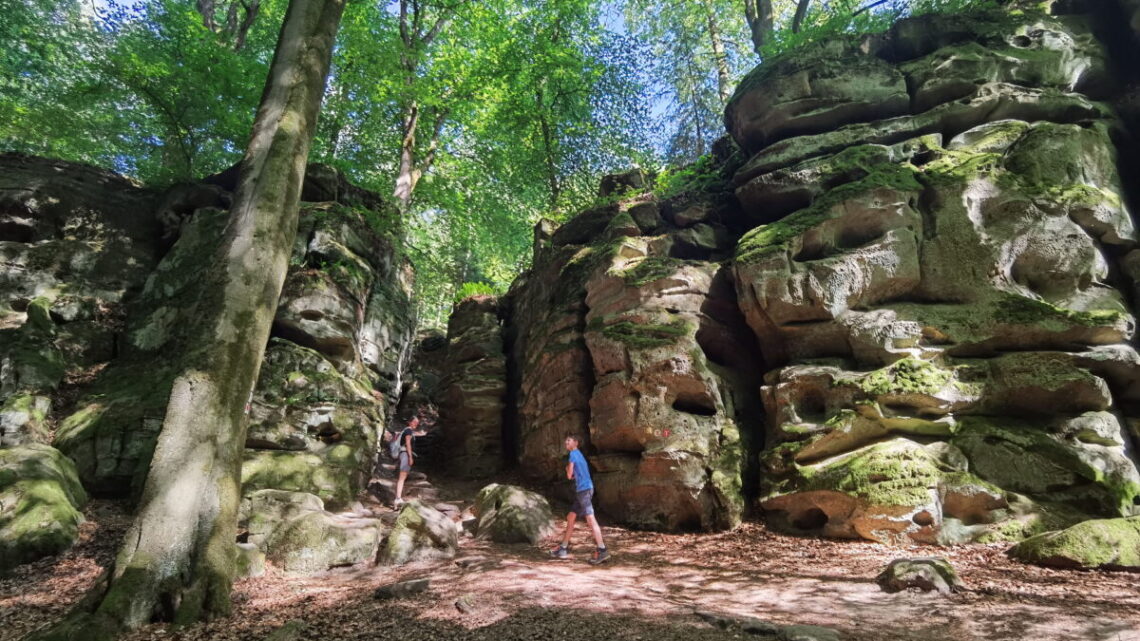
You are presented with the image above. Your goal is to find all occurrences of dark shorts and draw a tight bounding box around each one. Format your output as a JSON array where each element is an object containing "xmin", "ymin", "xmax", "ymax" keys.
[
  {"xmin": 398, "ymin": 451, "xmax": 411, "ymax": 472},
  {"xmin": 571, "ymin": 489, "xmax": 595, "ymax": 517}
]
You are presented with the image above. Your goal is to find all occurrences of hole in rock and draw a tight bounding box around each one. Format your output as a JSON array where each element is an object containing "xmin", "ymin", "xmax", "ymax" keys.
[
  {"xmin": 797, "ymin": 390, "xmax": 827, "ymax": 422},
  {"xmin": 300, "ymin": 309, "xmax": 324, "ymax": 321},
  {"xmin": 912, "ymin": 511, "xmax": 935, "ymax": 526},
  {"xmin": 672, "ymin": 396, "xmax": 717, "ymax": 416},
  {"xmin": 1012, "ymin": 35, "xmax": 1032, "ymax": 47},
  {"xmin": 0, "ymin": 221, "xmax": 35, "ymax": 243},
  {"xmin": 793, "ymin": 508, "xmax": 829, "ymax": 530}
]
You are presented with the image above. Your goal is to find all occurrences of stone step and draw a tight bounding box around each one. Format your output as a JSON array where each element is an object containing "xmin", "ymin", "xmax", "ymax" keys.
[{"xmin": 369, "ymin": 477, "xmax": 440, "ymax": 504}]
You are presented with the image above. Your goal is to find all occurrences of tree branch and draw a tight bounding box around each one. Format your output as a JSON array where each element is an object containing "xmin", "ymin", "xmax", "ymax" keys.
[
  {"xmin": 792, "ymin": 0, "xmax": 812, "ymax": 33},
  {"xmin": 852, "ymin": 0, "xmax": 890, "ymax": 16}
]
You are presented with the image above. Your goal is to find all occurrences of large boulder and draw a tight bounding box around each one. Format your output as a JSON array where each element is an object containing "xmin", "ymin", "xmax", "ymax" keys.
[
  {"xmin": 1009, "ymin": 516, "xmax": 1140, "ymax": 569},
  {"xmin": 239, "ymin": 489, "xmax": 382, "ymax": 574},
  {"xmin": 381, "ymin": 500, "xmax": 459, "ymax": 565},
  {"xmin": 264, "ymin": 510, "xmax": 382, "ymax": 574},
  {"xmin": 0, "ymin": 444, "xmax": 88, "ymax": 572},
  {"xmin": 473, "ymin": 483, "xmax": 556, "ymax": 544}
]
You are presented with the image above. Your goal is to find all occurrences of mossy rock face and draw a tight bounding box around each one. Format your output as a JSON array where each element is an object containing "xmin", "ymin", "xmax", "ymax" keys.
[
  {"xmin": 720, "ymin": 4, "xmax": 1140, "ymax": 548},
  {"xmin": 248, "ymin": 339, "xmax": 380, "ymax": 459},
  {"xmin": 726, "ymin": 41, "xmax": 910, "ymax": 153},
  {"xmin": 761, "ymin": 437, "xmax": 1069, "ymax": 544},
  {"xmin": 952, "ymin": 415, "xmax": 1140, "ymax": 517},
  {"xmin": 241, "ymin": 450, "xmax": 360, "ymax": 510},
  {"xmin": 53, "ymin": 365, "xmax": 172, "ymax": 497},
  {"xmin": 580, "ymin": 256, "xmax": 752, "ymax": 532},
  {"xmin": 473, "ymin": 484, "xmax": 556, "ymax": 544},
  {"xmin": 0, "ymin": 444, "xmax": 88, "ymax": 572},
  {"xmin": 1010, "ymin": 516, "xmax": 1140, "ymax": 569},
  {"xmin": 0, "ymin": 336, "xmax": 67, "ymax": 398}
]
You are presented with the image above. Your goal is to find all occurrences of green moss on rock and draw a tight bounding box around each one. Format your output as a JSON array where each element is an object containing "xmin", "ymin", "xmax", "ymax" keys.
[
  {"xmin": 798, "ymin": 440, "xmax": 942, "ymax": 507},
  {"xmin": 1010, "ymin": 516, "xmax": 1140, "ymax": 569},
  {"xmin": 735, "ymin": 163, "xmax": 921, "ymax": 264},
  {"xmin": 0, "ymin": 444, "xmax": 88, "ymax": 572},
  {"xmin": 847, "ymin": 358, "xmax": 952, "ymax": 397},
  {"xmin": 588, "ymin": 317, "xmax": 691, "ymax": 350},
  {"xmin": 614, "ymin": 256, "xmax": 686, "ymax": 287},
  {"xmin": 241, "ymin": 450, "xmax": 359, "ymax": 509}
]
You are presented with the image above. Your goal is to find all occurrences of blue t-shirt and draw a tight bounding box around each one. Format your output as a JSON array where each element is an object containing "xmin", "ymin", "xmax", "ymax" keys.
[{"xmin": 568, "ymin": 448, "xmax": 593, "ymax": 491}]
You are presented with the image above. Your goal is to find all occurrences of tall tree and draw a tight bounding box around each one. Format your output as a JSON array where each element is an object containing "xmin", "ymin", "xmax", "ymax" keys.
[
  {"xmin": 28, "ymin": 1, "xmax": 345, "ymax": 639},
  {"xmin": 743, "ymin": 0, "xmax": 774, "ymax": 53},
  {"xmin": 624, "ymin": 0, "xmax": 752, "ymax": 161},
  {"xmin": 392, "ymin": 0, "xmax": 460, "ymax": 211}
]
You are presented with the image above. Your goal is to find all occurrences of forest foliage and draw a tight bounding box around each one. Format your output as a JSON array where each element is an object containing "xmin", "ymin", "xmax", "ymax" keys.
[{"xmin": 3, "ymin": 0, "xmax": 996, "ymax": 327}]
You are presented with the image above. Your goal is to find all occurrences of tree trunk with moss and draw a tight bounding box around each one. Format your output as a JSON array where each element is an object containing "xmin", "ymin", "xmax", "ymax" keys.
[{"xmin": 27, "ymin": 1, "xmax": 345, "ymax": 639}]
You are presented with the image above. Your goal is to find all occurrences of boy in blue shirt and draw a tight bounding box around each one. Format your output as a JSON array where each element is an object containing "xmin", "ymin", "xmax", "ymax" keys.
[{"xmin": 550, "ymin": 434, "xmax": 609, "ymax": 564}]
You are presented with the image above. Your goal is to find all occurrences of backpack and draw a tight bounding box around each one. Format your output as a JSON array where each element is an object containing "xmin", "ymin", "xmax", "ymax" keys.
[{"xmin": 388, "ymin": 428, "xmax": 408, "ymax": 459}]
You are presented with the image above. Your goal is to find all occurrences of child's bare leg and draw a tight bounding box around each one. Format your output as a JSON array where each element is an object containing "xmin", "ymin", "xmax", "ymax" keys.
[
  {"xmin": 560, "ymin": 511, "xmax": 578, "ymax": 547},
  {"xmin": 585, "ymin": 514, "xmax": 605, "ymax": 548}
]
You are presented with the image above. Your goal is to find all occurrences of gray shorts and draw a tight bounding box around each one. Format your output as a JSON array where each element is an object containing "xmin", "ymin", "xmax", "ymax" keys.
[
  {"xmin": 571, "ymin": 489, "xmax": 594, "ymax": 517},
  {"xmin": 398, "ymin": 451, "xmax": 411, "ymax": 472}
]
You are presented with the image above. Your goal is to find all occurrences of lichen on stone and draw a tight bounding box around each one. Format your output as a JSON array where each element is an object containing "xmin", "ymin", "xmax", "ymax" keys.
[{"xmin": 587, "ymin": 316, "xmax": 692, "ymax": 350}]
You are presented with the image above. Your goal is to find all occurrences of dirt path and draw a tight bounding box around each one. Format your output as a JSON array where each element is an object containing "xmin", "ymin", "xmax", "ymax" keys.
[{"xmin": 3, "ymin": 482, "xmax": 1139, "ymax": 641}]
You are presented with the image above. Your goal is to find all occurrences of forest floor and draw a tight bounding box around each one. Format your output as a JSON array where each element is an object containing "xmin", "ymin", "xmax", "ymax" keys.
[{"xmin": 3, "ymin": 467, "xmax": 1139, "ymax": 641}]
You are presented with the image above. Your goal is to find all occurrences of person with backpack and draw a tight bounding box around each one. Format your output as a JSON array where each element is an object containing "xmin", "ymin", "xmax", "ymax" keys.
[
  {"xmin": 549, "ymin": 434, "xmax": 609, "ymax": 564},
  {"xmin": 392, "ymin": 416, "xmax": 419, "ymax": 507}
]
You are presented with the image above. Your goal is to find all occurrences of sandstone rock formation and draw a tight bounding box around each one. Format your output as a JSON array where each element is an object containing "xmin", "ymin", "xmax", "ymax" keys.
[
  {"xmin": 727, "ymin": 7, "xmax": 1140, "ymax": 543},
  {"xmin": 0, "ymin": 156, "xmax": 416, "ymax": 571},
  {"xmin": 505, "ymin": 171, "xmax": 764, "ymax": 531},
  {"xmin": 437, "ymin": 296, "xmax": 506, "ymax": 478},
  {"xmin": 464, "ymin": 3, "xmax": 1140, "ymax": 541}
]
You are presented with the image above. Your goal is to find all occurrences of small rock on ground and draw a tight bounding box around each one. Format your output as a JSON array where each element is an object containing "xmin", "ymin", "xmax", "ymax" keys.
[{"xmin": 374, "ymin": 578, "xmax": 431, "ymax": 599}]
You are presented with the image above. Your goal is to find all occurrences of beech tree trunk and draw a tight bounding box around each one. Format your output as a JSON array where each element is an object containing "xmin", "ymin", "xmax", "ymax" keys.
[
  {"xmin": 704, "ymin": 0, "xmax": 732, "ymax": 105},
  {"xmin": 28, "ymin": 1, "xmax": 345, "ymax": 639},
  {"xmin": 744, "ymin": 0, "xmax": 774, "ymax": 55}
]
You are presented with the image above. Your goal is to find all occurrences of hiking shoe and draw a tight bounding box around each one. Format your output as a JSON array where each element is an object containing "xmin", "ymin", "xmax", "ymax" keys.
[
  {"xmin": 588, "ymin": 547, "xmax": 610, "ymax": 565},
  {"xmin": 549, "ymin": 545, "xmax": 569, "ymax": 560},
  {"xmin": 393, "ymin": 498, "xmax": 406, "ymax": 509}
]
